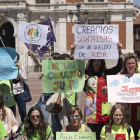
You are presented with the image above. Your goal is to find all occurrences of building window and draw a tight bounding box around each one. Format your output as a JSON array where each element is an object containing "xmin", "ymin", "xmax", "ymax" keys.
[
  {"xmin": 36, "ymin": 0, "xmax": 50, "ymax": 3},
  {"xmin": 88, "ymin": 19, "xmax": 104, "ymax": 24},
  {"xmin": 88, "ymin": 0, "xmax": 104, "ymax": 2},
  {"xmin": 137, "ymin": 29, "xmax": 140, "ymax": 40}
]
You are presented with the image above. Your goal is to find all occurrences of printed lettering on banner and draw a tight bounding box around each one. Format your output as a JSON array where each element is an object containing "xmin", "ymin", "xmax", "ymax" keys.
[
  {"xmin": 42, "ymin": 60, "xmax": 85, "ymax": 93},
  {"xmin": 0, "ymin": 47, "xmax": 18, "ymax": 80},
  {"xmin": 56, "ymin": 132, "xmax": 96, "ymax": 140},
  {"xmin": 107, "ymin": 74, "xmax": 140, "ymax": 103},
  {"xmin": 74, "ymin": 24, "xmax": 119, "ymax": 59}
]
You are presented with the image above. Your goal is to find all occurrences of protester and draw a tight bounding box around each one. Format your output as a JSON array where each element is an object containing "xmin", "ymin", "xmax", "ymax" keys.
[
  {"xmin": 100, "ymin": 104, "xmax": 134, "ymax": 140},
  {"xmin": 28, "ymin": 51, "xmax": 62, "ymax": 140},
  {"xmin": 61, "ymin": 53, "xmax": 71, "ymax": 60},
  {"xmin": 102, "ymin": 52, "xmax": 140, "ymax": 139},
  {"xmin": 20, "ymin": 106, "xmax": 53, "ymax": 140},
  {"xmin": 0, "ymin": 93, "xmax": 19, "ymax": 139},
  {"xmin": 82, "ymin": 42, "xmax": 122, "ymax": 140},
  {"xmin": 61, "ymin": 107, "xmax": 91, "ymax": 132},
  {"xmin": 13, "ymin": 53, "xmax": 27, "ymax": 122},
  {"xmin": 0, "ymin": 59, "xmax": 21, "ymax": 115},
  {"xmin": 138, "ymin": 129, "xmax": 140, "ymax": 140}
]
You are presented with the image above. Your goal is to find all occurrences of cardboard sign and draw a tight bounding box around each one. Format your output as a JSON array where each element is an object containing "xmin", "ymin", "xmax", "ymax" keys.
[
  {"xmin": 74, "ymin": 24, "xmax": 119, "ymax": 59},
  {"xmin": 42, "ymin": 60, "xmax": 85, "ymax": 93},
  {"xmin": 0, "ymin": 47, "xmax": 18, "ymax": 80},
  {"xmin": 56, "ymin": 132, "xmax": 96, "ymax": 140},
  {"xmin": 107, "ymin": 74, "xmax": 140, "ymax": 103},
  {"xmin": 18, "ymin": 21, "xmax": 49, "ymax": 46}
]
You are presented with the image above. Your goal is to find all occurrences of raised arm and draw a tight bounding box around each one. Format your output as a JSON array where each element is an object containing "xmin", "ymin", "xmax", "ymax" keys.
[
  {"xmin": 106, "ymin": 42, "xmax": 123, "ymax": 75},
  {"xmin": 28, "ymin": 50, "xmax": 42, "ymax": 67}
]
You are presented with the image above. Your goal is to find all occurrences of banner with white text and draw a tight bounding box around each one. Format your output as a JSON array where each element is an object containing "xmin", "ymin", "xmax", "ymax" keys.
[
  {"xmin": 107, "ymin": 74, "xmax": 140, "ymax": 103},
  {"xmin": 56, "ymin": 132, "xmax": 96, "ymax": 140},
  {"xmin": 74, "ymin": 24, "xmax": 119, "ymax": 59}
]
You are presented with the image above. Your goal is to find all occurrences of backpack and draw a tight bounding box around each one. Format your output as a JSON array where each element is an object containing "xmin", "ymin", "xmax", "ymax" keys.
[
  {"xmin": 105, "ymin": 124, "xmax": 131, "ymax": 139},
  {"xmin": 23, "ymin": 82, "xmax": 32, "ymax": 102},
  {"xmin": 9, "ymin": 80, "xmax": 32, "ymax": 102}
]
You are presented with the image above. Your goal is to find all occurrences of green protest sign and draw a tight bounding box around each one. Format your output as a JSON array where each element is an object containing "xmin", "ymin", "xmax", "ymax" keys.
[
  {"xmin": 42, "ymin": 60, "xmax": 85, "ymax": 93},
  {"xmin": 56, "ymin": 132, "xmax": 96, "ymax": 140}
]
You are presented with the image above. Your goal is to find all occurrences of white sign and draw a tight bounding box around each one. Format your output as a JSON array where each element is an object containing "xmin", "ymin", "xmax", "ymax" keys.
[
  {"xmin": 74, "ymin": 24, "xmax": 119, "ymax": 59},
  {"xmin": 18, "ymin": 21, "xmax": 49, "ymax": 46},
  {"xmin": 107, "ymin": 74, "xmax": 140, "ymax": 103}
]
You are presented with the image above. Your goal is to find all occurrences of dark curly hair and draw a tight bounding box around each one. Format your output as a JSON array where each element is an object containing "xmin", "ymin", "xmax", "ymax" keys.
[{"xmin": 24, "ymin": 106, "xmax": 47, "ymax": 139}]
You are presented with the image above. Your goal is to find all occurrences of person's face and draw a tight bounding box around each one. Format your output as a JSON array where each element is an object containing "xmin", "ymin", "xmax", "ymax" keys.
[
  {"xmin": 93, "ymin": 59, "xmax": 101, "ymax": 71},
  {"xmin": 69, "ymin": 111, "xmax": 81, "ymax": 126},
  {"xmin": 113, "ymin": 109, "xmax": 123, "ymax": 126},
  {"xmin": 30, "ymin": 110, "xmax": 41, "ymax": 127},
  {"xmin": 126, "ymin": 58, "xmax": 136, "ymax": 74},
  {"xmin": 49, "ymin": 56, "xmax": 53, "ymax": 60}
]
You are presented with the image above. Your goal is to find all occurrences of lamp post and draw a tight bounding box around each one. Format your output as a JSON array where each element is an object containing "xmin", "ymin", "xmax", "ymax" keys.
[{"xmin": 69, "ymin": 3, "xmax": 88, "ymax": 24}]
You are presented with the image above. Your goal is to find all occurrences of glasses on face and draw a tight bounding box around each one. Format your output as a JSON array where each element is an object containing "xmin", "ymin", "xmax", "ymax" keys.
[
  {"xmin": 31, "ymin": 115, "xmax": 41, "ymax": 120},
  {"xmin": 113, "ymin": 114, "xmax": 123, "ymax": 117},
  {"xmin": 69, "ymin": 115, "xmax": 80, "ymax": 119}
]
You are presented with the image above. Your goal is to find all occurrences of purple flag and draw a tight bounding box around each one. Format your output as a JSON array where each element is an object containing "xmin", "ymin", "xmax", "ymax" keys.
[
  {"xmin": 37, "ymin": 41, "xmax": 53, "ymax": 57},
  {"xmin": 24, "ymin": 43, "xmax": 38, "ymax": 52},
  {"xmin": 24, "ymin": 17, "xmax": 56, "ymax": 57}
]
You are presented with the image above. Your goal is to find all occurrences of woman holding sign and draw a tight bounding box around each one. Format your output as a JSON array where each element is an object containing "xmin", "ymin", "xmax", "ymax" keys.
[
  {"xmin": 100, "ymin": 104, "xmax": 134, "ymax": 140},
  {"xmin": 84, "ymin": 42, "xmax": 123, "ymax": 140},
  {"xmin": 102, "ymin": 52, "xmax": 140, "ymax": 140}
]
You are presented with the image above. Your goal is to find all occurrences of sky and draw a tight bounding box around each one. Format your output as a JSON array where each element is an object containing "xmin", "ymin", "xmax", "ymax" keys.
[{"xmin": 134, "ymin": 0, "xmax": 140, "ymax": 6}]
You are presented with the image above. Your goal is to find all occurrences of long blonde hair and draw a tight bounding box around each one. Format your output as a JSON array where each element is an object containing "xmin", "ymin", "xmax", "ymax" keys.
[{"xmin": 107, "ymin": 104, "xmax": 126, "ymax": 130}]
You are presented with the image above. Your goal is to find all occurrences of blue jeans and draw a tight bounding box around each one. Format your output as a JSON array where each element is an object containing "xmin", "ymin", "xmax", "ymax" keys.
[
  {"xmin": 14, "ymin": 92, "xmax": 27, "ymax": 122},
  {"xmin": 36, "ymin": 93, "xmax": 62, "ymax": 140}
]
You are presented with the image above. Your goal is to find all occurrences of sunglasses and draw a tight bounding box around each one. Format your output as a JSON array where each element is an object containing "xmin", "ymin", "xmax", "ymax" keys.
[
  {"xmin": 69, "ymin": 115, "xmax": 80, "ymax": 119},
  {"xmin": 31, "ymin": 115, "xmax": 41, "ymax": 119}
]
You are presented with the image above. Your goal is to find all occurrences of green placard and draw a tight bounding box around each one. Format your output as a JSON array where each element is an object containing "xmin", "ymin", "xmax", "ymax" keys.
[
  {"xmin": 56, "ymin": 132, "xmax": 96, "ymax": 140},
  {"xmin": 42, "ymin": 60, "xmax": 85, "ymax": 93}
]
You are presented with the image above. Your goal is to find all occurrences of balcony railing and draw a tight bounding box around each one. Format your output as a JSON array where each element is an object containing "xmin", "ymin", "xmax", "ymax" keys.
[
  {"xmin": 88, "ymin": 0, "xmax": 104, "ymax": 1},
  {"xmin": 0, "ymin": 1, "xmax": 25, "ymax": 6},
  {"xmin": 135, "ymin": 40, "xmax": 140, "ymax": 51}
]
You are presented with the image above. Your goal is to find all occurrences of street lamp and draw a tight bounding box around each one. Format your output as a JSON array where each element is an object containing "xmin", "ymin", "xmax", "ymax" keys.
[
  {"xmin": 69, "ymin": 10, "xmax": 73, "ymax": 20},
  {"xmin": 76, "ymin": 3, "xmax": 81, "ymax": 13},
  {"xmin": 69, "ymin": 3, "xmax": 88, "ymax": 23},
  {"xmin": 2, "ymin": 29, "xmax": 6, "ymax": 36}
]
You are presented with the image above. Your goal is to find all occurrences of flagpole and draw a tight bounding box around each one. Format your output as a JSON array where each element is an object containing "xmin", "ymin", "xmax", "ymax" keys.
[{"xmin": 0, "ymin": 36, "xmax": 5, "ymax": 47}]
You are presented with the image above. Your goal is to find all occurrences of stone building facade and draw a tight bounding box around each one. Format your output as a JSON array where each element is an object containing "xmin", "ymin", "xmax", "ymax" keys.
[{"xmin": 0, "ymin": 0, "xmax": 135, "ymax": 72}]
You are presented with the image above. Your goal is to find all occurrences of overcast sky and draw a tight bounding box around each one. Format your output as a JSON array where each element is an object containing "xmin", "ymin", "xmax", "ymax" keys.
[{"xmin": 134, "ymin": 0, "xmax": 140, "ymax": 6}]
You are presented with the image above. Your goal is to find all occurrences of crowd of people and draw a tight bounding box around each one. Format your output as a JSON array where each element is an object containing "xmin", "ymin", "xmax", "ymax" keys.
[{"xmin": 0, "ymin": 41, "xmax": 140, "ymax": 140}]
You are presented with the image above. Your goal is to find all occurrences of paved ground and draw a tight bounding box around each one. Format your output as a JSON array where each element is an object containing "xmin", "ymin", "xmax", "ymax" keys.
[{"xmin": 15, "ymin": 72, "xmax": 86, "ymax": 140}]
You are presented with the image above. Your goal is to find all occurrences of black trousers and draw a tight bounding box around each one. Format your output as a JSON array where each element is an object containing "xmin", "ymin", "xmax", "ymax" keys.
[{"xmin": 87, "ymin": 123, "xmax": 104, "ymax": 140}]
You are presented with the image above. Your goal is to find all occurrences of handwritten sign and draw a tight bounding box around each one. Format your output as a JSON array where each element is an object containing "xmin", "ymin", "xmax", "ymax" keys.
[
  {"xmin": 18, "ymin": 21, "xmax": 49, "ymax": 46},
  {"xmin": 56, "ymin": 132, "xmax": 96, "ymax": 140},
  {"xmin": 42, "ymin": 60, "xmax": 85, "ymax": 93},
  {"xmin": 107, "ymin": 74, "xmax": 140, "ymax": 103},
  {"xmin": 74, "ymin": 24, "xmax": 119, "ymax": 59},
  {"xmin": 0, "ymin": 47, "xmax": 18, "ymax": 80}
]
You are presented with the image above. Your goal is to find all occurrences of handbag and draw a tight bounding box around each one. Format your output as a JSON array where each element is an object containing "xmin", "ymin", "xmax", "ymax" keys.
[
  {"xmin": 46, "ymin": 93, "xmax": 62, "ymax": 114},
  {"xmin": 24, "ymin": 82, "xmax": 32, "ymax": 102}
]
